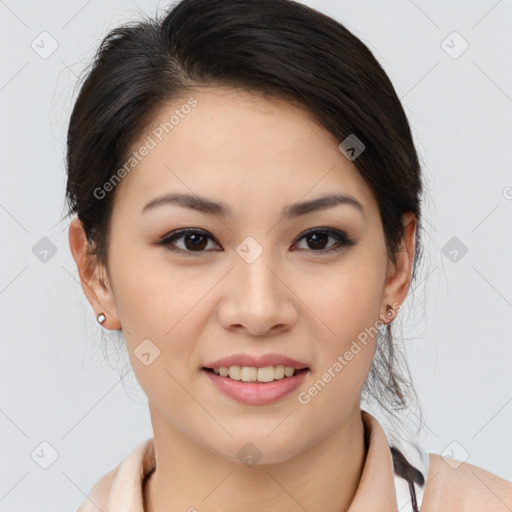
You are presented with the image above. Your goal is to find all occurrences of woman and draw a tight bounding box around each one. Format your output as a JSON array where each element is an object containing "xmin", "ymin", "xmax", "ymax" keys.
[{"xmin": 66, "ymin": 0, "xmax": 512, "ymax": 510}]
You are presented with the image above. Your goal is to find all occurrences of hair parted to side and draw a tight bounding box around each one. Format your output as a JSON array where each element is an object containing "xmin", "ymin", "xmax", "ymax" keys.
[{"xmin": 64, "ymin": 0, "xmax": 427, "ymax": 435}]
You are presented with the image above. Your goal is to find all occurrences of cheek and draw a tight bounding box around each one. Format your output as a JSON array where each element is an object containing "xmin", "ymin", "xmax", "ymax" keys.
[
  {"xmin": 301, "ymin": 259, "xmax": 385, "ymax": 346},
  {"xmin": 296, "ymin": 259, "xmax": 384, "ymax": 402},
  {"xmin": 109, "ymin": 238, "xmax": 210, "ymax": 340},
  {"xmin": 107, "ymin": 244, "xmax": 213, "ymax": 394}
]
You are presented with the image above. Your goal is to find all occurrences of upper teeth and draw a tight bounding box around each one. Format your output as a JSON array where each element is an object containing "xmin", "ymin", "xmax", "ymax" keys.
[{"xmin": 212, "ymin": 365, "xmax": 298, "ymax": 382}]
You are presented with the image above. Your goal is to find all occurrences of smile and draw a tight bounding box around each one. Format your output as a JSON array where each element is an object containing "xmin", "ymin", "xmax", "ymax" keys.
[{"xmin": 201, "ymin": 367, "xmax": 310, "ymax": 405}]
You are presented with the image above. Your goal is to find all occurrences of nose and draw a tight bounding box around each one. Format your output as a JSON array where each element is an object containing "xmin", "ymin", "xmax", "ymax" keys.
[{"xmin": 218, "ymin": 245, "xmax": 298, "ymax": 336}]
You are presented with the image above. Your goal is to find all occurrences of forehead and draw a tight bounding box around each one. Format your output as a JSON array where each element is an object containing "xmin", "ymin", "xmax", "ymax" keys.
[{"xmin": 113, "ymin": 87, "xmax": 376, "ymax": 221}]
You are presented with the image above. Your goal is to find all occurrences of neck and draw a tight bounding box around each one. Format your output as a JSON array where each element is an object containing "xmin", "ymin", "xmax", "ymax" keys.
[{"xmin": 143, "ymin": 404, "xmax": 367, "ymax": 512}]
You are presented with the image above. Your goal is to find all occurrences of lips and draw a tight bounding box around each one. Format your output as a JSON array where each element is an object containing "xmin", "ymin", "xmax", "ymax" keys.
[
  {"xmin": 202, "ymin": 366, "xmax": 310, "ymax": 405},
  {"xmin": 203, "ymin": 352, "xmax": 310, "ymax": 370}
]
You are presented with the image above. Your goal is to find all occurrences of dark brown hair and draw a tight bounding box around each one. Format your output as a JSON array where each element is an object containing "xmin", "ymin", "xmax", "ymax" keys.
[{"xmin": 64, "ymin": 0, "xmax": 427, "ymax": 445}]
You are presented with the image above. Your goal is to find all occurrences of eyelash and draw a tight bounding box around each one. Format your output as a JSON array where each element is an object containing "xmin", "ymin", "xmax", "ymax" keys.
[{"xmin": 158, "ymin": 227, "xmax": 356, "ymax": 257}]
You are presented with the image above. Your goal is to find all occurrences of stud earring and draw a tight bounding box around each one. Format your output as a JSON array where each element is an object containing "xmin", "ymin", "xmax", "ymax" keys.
[
  {"xmin": 97, "ymin": 313, "xmax": 106, "ymax": 325},
  {"xmin": 380, "ymin": 304, "xmax": 396, "ymax": 325}
]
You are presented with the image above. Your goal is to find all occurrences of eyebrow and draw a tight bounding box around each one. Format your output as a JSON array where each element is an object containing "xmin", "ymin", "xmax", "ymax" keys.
[{"xmin": 141, "ymin": 192, "xmax": 366, "ymax": 219}]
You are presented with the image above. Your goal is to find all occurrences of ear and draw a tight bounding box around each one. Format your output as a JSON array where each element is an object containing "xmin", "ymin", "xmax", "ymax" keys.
[
  {"xmin": 68, "ymin": 217, "xmax": 122, "ymax": 330},
  {"xmin": 380, "ymin": 212, "xmax": 417, "ymax": 320}
]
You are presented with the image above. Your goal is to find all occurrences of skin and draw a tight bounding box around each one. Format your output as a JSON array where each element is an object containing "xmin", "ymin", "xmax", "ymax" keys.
[{"xmin": 69, "ymin": 87, "xmax": 417, "ymax": 512}]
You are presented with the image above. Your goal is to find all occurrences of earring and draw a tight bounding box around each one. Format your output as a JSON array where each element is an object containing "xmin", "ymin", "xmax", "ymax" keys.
[
  {"xmin": 97, "ymin": 313, "xmax": 106, "ymax": 325},
  {"xmin": 380, "ymin": 304, "xmax": 395, "ymax": 324}
]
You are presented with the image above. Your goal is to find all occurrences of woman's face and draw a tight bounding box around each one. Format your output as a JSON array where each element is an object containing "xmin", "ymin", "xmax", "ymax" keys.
[{"xmin": 71, "ymin": 87, "xmax": 415, "ymax": 464}]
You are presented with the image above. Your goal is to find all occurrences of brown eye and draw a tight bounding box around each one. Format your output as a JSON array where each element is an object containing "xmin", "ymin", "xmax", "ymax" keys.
[
  {"xmin": 293, "ymin": 228, "xmax": 355, "ymax": 253},
  {"xmin": 305, "ymin": 232, "xmax": 330, "ymax": 250},
  {"xmin": 158, "ymin": 227, "xmax": 355, "ymax": 257},
  {"xmin": 181, "ymin": 232, "xmax": 208, "ymax": 251},
  {"xmin": 160, "ymin": 229, "xmax": 220, "ymax": 255}
]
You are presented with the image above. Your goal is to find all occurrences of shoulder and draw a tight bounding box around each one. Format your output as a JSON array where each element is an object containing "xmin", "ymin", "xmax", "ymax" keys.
[
  {"xmin": 76, "ymin": 464, "xmax": 121, "ymax": 512},
  {"xmin": 76, "ymin": 438, "xmax": 155, "ymax": 512},
  {"xmin": 421, "ymin": 453, "xmax": 512, "ymax": 511}
]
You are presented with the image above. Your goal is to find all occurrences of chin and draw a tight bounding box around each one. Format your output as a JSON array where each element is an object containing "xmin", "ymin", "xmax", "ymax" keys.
[{"xmin": 202, "ymin": 429, "xmax": 305, "ymax": 466}]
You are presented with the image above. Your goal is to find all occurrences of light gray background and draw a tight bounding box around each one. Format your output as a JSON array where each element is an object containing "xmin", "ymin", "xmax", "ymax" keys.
[{"xmin": 1, "ymin": 0, "xmax": 511, "ymax": 510}]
